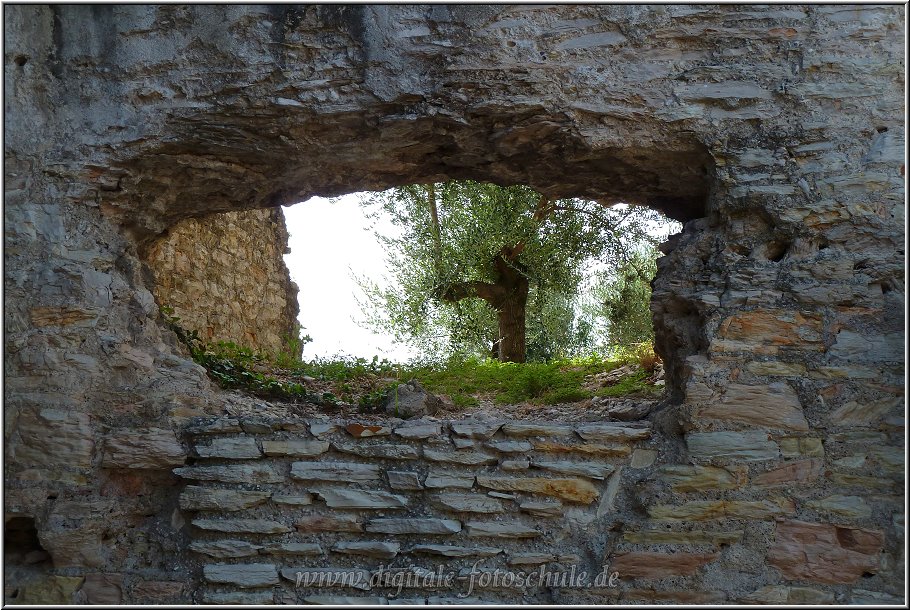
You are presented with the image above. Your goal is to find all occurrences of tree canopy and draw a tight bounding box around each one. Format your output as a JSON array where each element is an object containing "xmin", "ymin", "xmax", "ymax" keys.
[{"xmin": 355, "ymin": 180, "xmax": 668, "ymax": 362}]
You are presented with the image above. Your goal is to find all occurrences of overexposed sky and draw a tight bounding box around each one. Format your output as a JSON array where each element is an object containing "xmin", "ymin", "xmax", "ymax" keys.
[
  {"xmin": 282, "ymin": 194, "xmax": 415, "ymax": 362},
  {"xmin": 283, "ymin": 194, "xmax": 680, "ymax": 362}
]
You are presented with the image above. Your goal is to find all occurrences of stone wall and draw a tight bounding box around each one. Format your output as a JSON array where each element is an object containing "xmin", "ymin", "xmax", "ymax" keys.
[
  {"xmin": 3, "ymin": 4, "xmax": 905, "ymax": 606},
  {"xmin": 144, "ymin": 207, "xmax": 299, "ymax": 355}
]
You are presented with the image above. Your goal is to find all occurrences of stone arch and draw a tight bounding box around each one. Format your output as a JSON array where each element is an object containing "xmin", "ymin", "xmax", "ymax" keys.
[{"xmin": 4, "ymin": 4, "xmax": 904, "ymax": 604}]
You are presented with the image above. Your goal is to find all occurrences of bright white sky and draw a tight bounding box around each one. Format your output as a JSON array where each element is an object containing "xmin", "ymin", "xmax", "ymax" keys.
[{"xmin": 283, "ymin": 193, "xmax": 680, "ymax": 362}]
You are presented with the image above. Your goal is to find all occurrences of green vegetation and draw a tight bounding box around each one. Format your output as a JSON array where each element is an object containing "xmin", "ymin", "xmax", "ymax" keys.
[
  {"xmin": 589, "ymin": 245, "xmax": 659, "ymax": 347},
  {"xmin": 162, "ymin": 305, "xmax": 663, "ymax": 409},
  {"xmin": 355, "ymin": 180, "xmax": 667, "ymax": 363}
]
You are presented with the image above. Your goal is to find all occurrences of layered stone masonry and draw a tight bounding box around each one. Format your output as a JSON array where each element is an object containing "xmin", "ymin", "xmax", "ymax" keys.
[
  {"xmin": 144, "ymin": 207, "xmax": 299, "ymax": 356},
  {"xmin": 164, "ymin": 410, "xmax": 903, "ymax": 605}
]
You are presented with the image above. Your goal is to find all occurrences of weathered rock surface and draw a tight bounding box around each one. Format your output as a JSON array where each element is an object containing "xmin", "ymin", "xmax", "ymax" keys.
[
  {"xmin": 102, "ymin": 428, "xmax": 186, "ymax": 469},
  {"xmin": 314, "ymin": 488, "xmax": 408, "ymax": 509},
  {"xmin": 612, "ymin": 551, "xmax": 717, "ymax": 579},
  {"xmin": 192, "ymin": 519, "xmax": 292, "ymax": 534},
  {"xmin": 179, "ymin": 486, "xmax": 271, "ymax": 511},
  {"xmin": 262, "ymin": 439, "xmax": 330, "ymax": 457},
  {"xmin": 476, "ymin": 475, "xmax": 599, "ymax": 504},
  {"xmin": 383, "ymin": 380, "xmax": 442, "ymax": 418},
  {"xmin": 203, "ymin": 563, "xmax": 280, "ymax": 588},
  {"xmin": 173, "ymin": 464, "xmax": 283, "ymax": 484},
  {"xmin": 767, "ymin": 520, "xmax": 884, "ymax": 584},
  {"xmin": 195, "ymin": 435, "xmax": 261, "ymax": 459},
  {"xmin": 189, "ymin": 540, "xmax": 262, "ymax": 558},
  {"xmin": 290, "ymin": 462, "xmax": 381, "ymax": 482},
  {"xmin": 365, "ymin": 519, "xmax": 462, "ymax": 535}
]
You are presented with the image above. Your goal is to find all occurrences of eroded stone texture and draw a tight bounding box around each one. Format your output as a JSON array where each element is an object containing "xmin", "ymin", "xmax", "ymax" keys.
[
  {"xmin": 767, "ymin": 520, "xmax": 885, "ymax": 584},
  {"xmin": 3, "ymin": 4, "xmax": 905, "ymax": 605},
  {"xmin": 611, "ymin": 551, "xmax": 717, "ymax": 580}
]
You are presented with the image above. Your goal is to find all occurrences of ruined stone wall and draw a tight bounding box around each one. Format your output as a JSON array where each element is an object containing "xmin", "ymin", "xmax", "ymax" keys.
[
  {"xmin": 3, "ymin": 4, "xmax": 905, "ymax": 605},
  {"xmin": 144, "ymin": 207, "xmax": 300, "ymax": 355}
]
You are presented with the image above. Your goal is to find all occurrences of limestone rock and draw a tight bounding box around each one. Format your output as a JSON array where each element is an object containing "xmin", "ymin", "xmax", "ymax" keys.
[
  {"xmin": 260, "ymin": 542, "xmax": 322, "ymax": 556},
  {"xmin": 190, "ymin": 540, "xmax": 262, "ymax": 558},
  {"xmin": 179, "ymin": 486, "xmax": 270, "ymax": 511},
  {"xmin": 485, "ymin": 440, "xmax": 533, "ymax": 453},
  {"xmin": 103, "ymin": 427, "xmax": 186, "ymax": 469},
  {"xmin": 408, "ymin": 544, "xmax": 502, "ymax": 558},
  {"xmin": 296, "ymin": 515, "xmax": 363, "ymax": 533},
  {"xmin": 290, "ymin": 462, "xmax": 381, "ymax": 482},
  {"xmin": 465, "ymin": 521, "xmax": 540, "ymax": 539},
  {"xmin": 450, "ymin": 421, "xmax": 503, "ymax": 440},
  {"xmin": 575, "ymin": 423, "xmax": 651, "ymax": 442},
  {"xmin": 365, "ymin": 518, "xmax": 462, "ymax": 535},
  {"xmin": 476, "ymin": 475, "xmax": 599, "ymax": 504},
  {"xmin": 424, "ymin": 449, "xmax": 498, "ymax": 466},
  {"xmin": 331, "ymin": 442, "xmax": 419, "ymax": 460},
  {"xmin": 767, "ymin": 520, "xmax": 884, "ymax": 584},
  {"xmin": 530, "ymin": 459, "xmax": 614, "ymax": 480},
  {"xmin": 195, "ymin": 435, "xmax": 261, "ymax": 459},
  {"xmin": 332, "ymin": 541, "xmax": 400, "ymax": 559},
  {"xmin": 262, "ymin": 439, "xmax": 330, "ymax": 457},
  {"xmin": 383, "ymin": 380, "xmax": 442, "ymax": 418},
  {"xmin": 203, "ymin": 563, "xmax": 280, "ymax": 588},
  {"xmin": 314, "ymin": 488, "xmax": 408, "ymax": 509},
  {"xmin": 611, "ymin": 551, "xmax": 717, "ymax": 579},
  {"xmin": 173, "ymin": 463, "xmax": 283, "ymax": 484},
  {"xmin": 394, "ymin": 422, "xmax": 443, "ymax": 439},
  {"xmin": 387, "ymin": 470, "xmax": 423, "ymax": 490},
  {"xmin": 686, "ymin": 431, "xmax": 779, "ymax": 462},
  {"xmin": 424, "ymin": 472, "xmax": 475, "ymax": 489},
  {"xmin": 658, "ymin": 464, "xmax": 747, "ymax": 492},
  {"xmin": 500, "ymin": 423, "xmax": 574, "ymax": 437},
  {"xmin": 430, "ymin": 493, "xmax": 505, "ymax": 514},
  {"xmin": 192, "ymin": 519, "xmax": 291, "ymax": 534}
]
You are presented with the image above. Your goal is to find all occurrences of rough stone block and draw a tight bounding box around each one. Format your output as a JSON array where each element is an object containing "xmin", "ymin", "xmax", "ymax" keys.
[
  {"xmin": 365, "ymin": 518, "xmax": 461, "ymax": 535},
  {"xmin": 476, "ymin": 475, "xmax": 599, "ymax": 504},
  {"xmin": 767, "ymin": 520, "xmax": 884, "ymax": 584},
  {"xmin": 102, "ymin": 427, "xmax": 185, "ymax": 469},
  {"xmin": 530, "ymin": 440, "xmax": 631, "ymax": 457},
  {"xmin": 658, "ymin": 464, "xmax": 747, "ymax": 492},
  {"xmin": 296, "ymin": 515, "xmax": 362, "ymax": 533},
  {"xmin": 530, "ymin": 459, "xmax": 614, "ymax": 480},
  {"xmin": 753, "ymin": 459, "xmax": 823, "ymax": 486},
  {"xmin": 575, "ymin": 423, "xmax": 651, "ymax": 442},
  {"xmin": 195, "ymin": 435, "xmax": 261, "ymax": 459},
  {"xmin": 272, "ymin": 494, "xmax": 313, "ymax": 506},
  {"xmin": 202, "ymin": 590, "xmax": 274, "ymax": 604},
  {"xmin": 331, "ymin": 442, "xmax": 419, "ymax": 460},
  {"xmin": 740, "ymin": 585, "xmax": 835, "ymax": 604},
  {"xmin": 500, "ymin": 423, "xmax": 574, "ymax": 437},
  {"xmin": 622, "ymin": 529, "xmax": 743, "ymax": 546},
  {"xmin": 695, "ymin": 383, "xmax": 809, "ymax": 431},
  {"xmin": 262, "ymin": 439, "xmax": 330, "ymax": 457},
  {"xmin": 280, "ymin": 567, "xmax": 371, "ymax": 590},
  {"xmin": 424, "ymin": 473, "xmax": 475, "ymax": 489},
  {"xmin": 332, "ymin": 541, "xmax": 400, "ymax": 559},
  {"xmin": 430, "ymin": 493, "xmax": 505, "ymax": 514},
  {"xmin": 394, "ymin": 422, "xmax": 443, "ymax": 439},
  {"xmin": 314, "ymin": 488, "xmax": 408, "ymax": 509},
  {"xmin": 190, "ymin": 540, "xmax": 262, "ymax": 558},
  {"xmin": 611, "ymin": 551, "xmax": 717, "ymax": 579},
  {"xmin": 465, "ymin": 521, "xmax": 540, "ymax": 539},
  {"xmin": 648, "ymin": 499, "xmax": 796, "ymax": 521},
  {"xmin": 387, "ymin": 471, "xmax": 423, "ymax": 490},
  {"xmin": 192, "ymin": 519, "xmax": 291, "ymax": 534},
  {"xmin": 407, "ymin": 544, "xmax": 502, "ymax": 558},
  {"xmin": 450, "ymin": 421, "xmax": 502, "ymax": 439},
  {"xmin": 179, "ymin": 486, "xmax": 270, "ymax": 511},
  {"xmin": 424, "ymin": 449, "xmax": 498, "ymax": 465},
  {"xmin": 80, "ymin": 573, "xmax": 123, "ymax": 605},
  {"xmin": 485, "ymin": 440, "xmax": 533, "ymax": 453},
  {"xmin": 173, "ymin": 464, "xmax": 283, "ymax": 484},
  {"xmin": 518, "ymin": 499, "xmax": 563, "ymax": 517},
  {"xmin": 260, "ymin": 542, "xmax": 322, "ymax": 556},
  {"xmin": 290, "ymin": 462, "xmax": 381, "ymax": 482},
  {"xmin": 686, "ymin": 431, "xmax": 779, "ymax": 462},
  {"xmin": 203, "ymin": 563, "xmax": 279, "ymax": 588}
]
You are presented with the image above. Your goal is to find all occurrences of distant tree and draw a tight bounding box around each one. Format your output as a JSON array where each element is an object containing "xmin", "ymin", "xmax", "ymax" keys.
[
  {"xmin": 355, "ymin": 180, "xmax": 664, "ymax": 363},
  {"xmin": 592, "ymin": 245, "xmax": 659, "ymax": 347}
]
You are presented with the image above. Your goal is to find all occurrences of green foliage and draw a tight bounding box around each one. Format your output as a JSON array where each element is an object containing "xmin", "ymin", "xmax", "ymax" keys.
[
  {"xmin": 587, "ymin": 245, "xmax": 660, "ymax": 348},
  {"xmin": 355, "ymin": 180, "xmax": 666, "ymax": 362}
]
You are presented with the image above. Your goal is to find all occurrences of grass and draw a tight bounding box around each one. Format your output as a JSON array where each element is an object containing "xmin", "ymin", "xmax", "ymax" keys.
[{"xmin": 161, "ymin": 306, "xmax": 664, "ymax": 409}]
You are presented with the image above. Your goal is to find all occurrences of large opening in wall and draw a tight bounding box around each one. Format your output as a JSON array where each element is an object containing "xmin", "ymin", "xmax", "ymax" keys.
[{"xmin": 133, "ymin": 106, "xmax": 715, "ymax": 420}]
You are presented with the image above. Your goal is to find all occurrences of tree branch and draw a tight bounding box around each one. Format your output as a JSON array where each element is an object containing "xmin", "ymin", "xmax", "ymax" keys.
[{"xmin": 438, "ymin": 281, "xmax": 504, "ymax": 305}]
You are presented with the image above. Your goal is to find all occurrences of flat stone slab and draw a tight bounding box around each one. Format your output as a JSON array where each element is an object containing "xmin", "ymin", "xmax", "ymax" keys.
[
  {"xmin": 314, "ymin": 488, "xmax": 408, "ymax": 509},
  {"xmin": 195, "ymin": 436, "xmax": 261, "ymax": 459},
  {"xmin": 387, "ymin": 471, "xmax": 423, "ymax": 490},
  {"xmin": 272, "ymin": 494, "xmax": 313, "ymax": 506},
  {"xmin": 192, "ymin": 519, "xmax": 291, "ymax": 534},
  {"xmin": 202, "ymin": 590, "xmax": 275, "ymax": 604},
  {"xmin": 450, "ymin": 421, "xmax": 503, "ymax": 439},
  {"xmin": 190, "ymin": 540, "xmax": 262, "ymax": 558},
  {"xmin": 186, "ymin": 418, "xmax": 242, "ymax": 435},
  {"xmin": 262, "ymin": 439, "xmax": 330, "ymax": 457},
  {"xmin": 394, "ymin": 423, "xmax": 443, "ymax": 439},
  {"xmin": 686, "ymin": 431, "xmax": 780, "ymax": 462},
  {"xmin": 173, "ymin": 464, "xmax": 283, "ymax": 484},
  {"xmin": 501, "ymin": 423, "xmax": 574, "ymax": 437},
  {"xmin": 424, "ymin": 449, "xmax": 497, "ymax": 466},
  {"xmin": 203, "ymin": 563, "xmax": 279, "ymax": 588},
  {"xmin": 430, "ymin": 493, "xmax": 505, "ymax": 514},
  {"xmin": 366, "ymin": 518, "xmax": 461, "ymax": 535},
  {"xmin": 408, "ymin": 544, "xmax": 502, "ymax": 558},
  {"xmin": 260, "ymin": 542, "xmax": 323, "ymax": 556},
  {"xmin": 296, "ymin": 515, "xmax": 363, "ymax": 533},
  {"xmin": 485, "ymin": 440, "xmax": 533, "ymax": 453},
  {"xmin": 476, "ymin": 475, "xmax": 599, "ymax": 504},
  {"xmin": 331, "ymin": 442, "xmax": 419, "ymax": 460},
  {"xmin": 103, "ymin": 428, "xmax": 186, "ymax": 469},
  {"xmin": 518, "ymin": 499, "xmax": 563, "ymax": 517},
  {"xmin": 290, "ymin": 462, "xmax": 381, "ymax": 482},
  {"xmin": 508, "ymin": 553, "xmax": 557, "ymax": 566},
  {"xmin": 530, "ymin": 459, "xmax": 614, "ymax": 480},
  {"xmin": 179, "ymin": 486, "xmax": 270, "ymax": 511},
  {"xmin": 575, "ymin": 423, "xmax": 651, "ymax": 442},
  {"xmin": 465, "ymin": 521, "xmax": 540, "ymax": 539},
  {"xmin": 424, "ymin": 473, "xmax": 475, "ymax": 489},
  {"xmin": 332, "ymin": 541, "xmax": 400, "ymax": 559}
]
